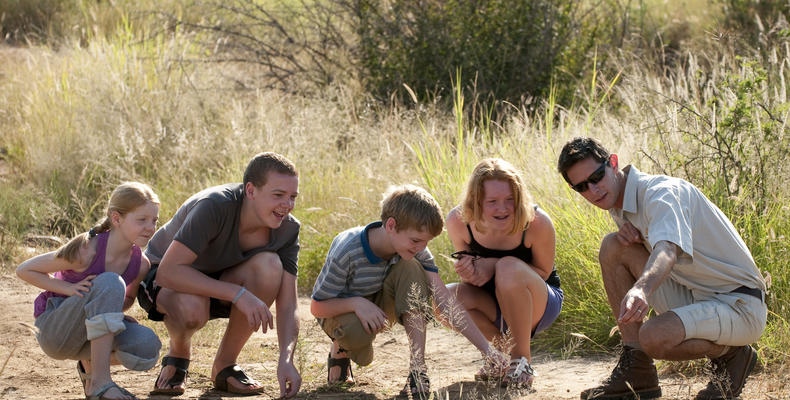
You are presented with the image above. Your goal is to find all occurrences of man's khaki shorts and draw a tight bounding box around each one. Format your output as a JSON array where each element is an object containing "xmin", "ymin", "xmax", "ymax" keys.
[
  {"xmin": 648, "ymin": 278, "xmax": 767, "ymax": 346},
  {"xmin": 319, "ymin": 258, "xmax": 431, "ymax": 366}
]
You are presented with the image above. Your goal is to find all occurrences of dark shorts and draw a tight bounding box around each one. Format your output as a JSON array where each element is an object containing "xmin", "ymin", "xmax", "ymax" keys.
[
  {"xmin": 137, "ymin": 264, "xmax": 233, "ymax": 322},
  {"xmin": 481, "ymin": 278, "xmax": 564, "ymax": 336}
]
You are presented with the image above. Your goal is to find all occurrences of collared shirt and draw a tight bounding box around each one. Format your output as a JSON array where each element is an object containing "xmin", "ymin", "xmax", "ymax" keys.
[
  {"xmin": 609, "ymin": 166, "xmax": 765, "ymax": 298},
  {"xmin": 311, "ymin": 221, "xmax": 438, "ymax": 301}
]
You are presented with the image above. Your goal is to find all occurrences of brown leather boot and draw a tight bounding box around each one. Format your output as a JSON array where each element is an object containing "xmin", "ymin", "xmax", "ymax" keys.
[
  {"xmin": 695, "ymin": 345, "xmax": 758, "ymax": 400},
  {"xmin": 581, "ymin": 346, "xmax": 661, "ymax": 400}
]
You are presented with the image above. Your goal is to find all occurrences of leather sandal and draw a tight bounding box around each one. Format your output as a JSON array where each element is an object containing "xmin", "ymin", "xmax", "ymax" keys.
[
  {"xmin": 327, "ymin": 352, "xmax": 354, "ymax": 385},
  {"xmin": 151, "ymin": 356, "xmax": 189, "ymax": 395},
  {"xmin": 77, "ymin": 361, "xmax": 89, "ymax": 393},
  {"xmin": 213, "ymin": 364, "xmax": 265, "ymax": 395},
  {"xmin": 86, "ymin": 381, "xmax": 137, "ymax": 400},
  {"xmin": 399, "ymin": 370, "xmax": 431, "ymax": 398}
]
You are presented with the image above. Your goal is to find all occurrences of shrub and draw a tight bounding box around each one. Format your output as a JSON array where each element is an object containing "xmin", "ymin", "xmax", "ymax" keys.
[{"xmin": 354, "ymin": 0, "xmax": 605, "ymax": 107}]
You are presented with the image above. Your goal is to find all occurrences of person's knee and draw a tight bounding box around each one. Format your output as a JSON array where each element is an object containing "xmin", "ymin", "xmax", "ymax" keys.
[
  {"xmin": 639, "ymin": 318, "xmax": 679, "ymax": 359},
  {"xmin": 116, "ymin": 325, "xmax": 162, "ymax": 371},
  {"xmin": 167, "ymin": 295, "xmax": 209, "ymax": 330},
  {"xmin": 598, "ymin": 233, "xmax": 625, "ymax": 266},
  {"xmin": 332, "ymin": 313, "xmax": 376, "ymax": 351},
  {"xmin": 91, "ymin": 272, "xmax": 126, "ymax": 297},
  {"xmin": 246, "ymin": 252, "xmax": 284, "ymax": 283},
  {"xmin": 494, "ymin": 257, "xmax": 534, "ymax": 291}
]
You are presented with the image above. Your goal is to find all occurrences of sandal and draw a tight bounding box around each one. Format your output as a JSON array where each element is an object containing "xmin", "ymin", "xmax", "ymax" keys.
[
  {"xmin": 399, "ymin": 370, "xmax": 431, "ymax": 398},
  {"xmin": 502, "ymin": 356, "xmax": 535, "ymax": 388},
  {"xmin": 77, "ymin": 361, "xmax": 90, "ymax": 392},
  {"xmin": 326, "ymin": 352, "xmax": 354, "ymax": 385},
  {"xmin": 151, "ymin": 356, "xmax": 189, "ymax": 395},
  {"xmin": 214, "ymin": 364, "xmax": 265, "ymax": 395},
  {"xmin": 86, "ymin": 381, "xmax": 137, "ymax": 400}
]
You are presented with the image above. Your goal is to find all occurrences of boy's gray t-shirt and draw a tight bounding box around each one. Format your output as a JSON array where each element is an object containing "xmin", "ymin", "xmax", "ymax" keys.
[{"xmin": 146, "ymin": 183, "xmax": 300, "ymax": 276}]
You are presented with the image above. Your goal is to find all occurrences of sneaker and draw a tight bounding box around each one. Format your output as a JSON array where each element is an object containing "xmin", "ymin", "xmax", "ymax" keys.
[
  {"xmin": 695, "ymin": 345, "xmax": 758, "ymax": 400},
  {"xmin": 581, "ymin": 346, "xmax": 661, "ymax": 400}
]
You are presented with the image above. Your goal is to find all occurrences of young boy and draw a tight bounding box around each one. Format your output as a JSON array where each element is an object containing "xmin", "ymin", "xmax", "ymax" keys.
[
  {"xmin": 310, "ymin": 184, "xmax": 506, "ymax": 396},
  {"xmin": 138, "ymin": 152, "xmax": 302, "ymax": 398}
]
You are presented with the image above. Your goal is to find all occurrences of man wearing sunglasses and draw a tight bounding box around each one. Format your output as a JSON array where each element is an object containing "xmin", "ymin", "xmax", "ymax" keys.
[{"xmin": 557, "ymin": 137, "xmax": 766, "ymax": 400}]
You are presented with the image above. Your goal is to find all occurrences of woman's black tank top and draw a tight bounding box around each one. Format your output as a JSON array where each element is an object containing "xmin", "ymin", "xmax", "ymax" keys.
[{"xmin": 466, "ymin": 212, "xmax": 560, "ymax": 288}]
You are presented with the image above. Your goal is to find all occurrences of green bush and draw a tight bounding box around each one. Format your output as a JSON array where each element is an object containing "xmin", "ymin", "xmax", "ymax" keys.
[
  {"xmin": 718, "ymin": 0, "xmax": 790, "ymax": 45},
  {"xmin": 355, "ymin": 0, "xmax": 605, "ymax": 107}
]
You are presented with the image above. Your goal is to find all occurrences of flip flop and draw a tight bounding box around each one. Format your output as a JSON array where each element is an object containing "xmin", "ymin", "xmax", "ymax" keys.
[
  {"xmin": 151, "ymin": 356, "xmax": 189, "ymax": 395},
  {"xmin": 86, "ymin": 381, "xmax": 137, "ymax": 400},
  {"xmin": 213, "ymin": 364, "xmax": 265, "ymax": 395},
  {"xmin": 77, "ymin": 360, "xmax": 89, "ymax": 391}
]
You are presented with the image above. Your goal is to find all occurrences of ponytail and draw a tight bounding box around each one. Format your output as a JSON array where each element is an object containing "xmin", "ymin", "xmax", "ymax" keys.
[{"xmin": 53, "ymin": 182, "xmax": 159, "ymax": 263}]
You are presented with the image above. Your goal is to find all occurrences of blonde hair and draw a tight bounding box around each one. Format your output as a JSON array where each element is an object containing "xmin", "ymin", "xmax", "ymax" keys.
[
  {"xmin": 461, "ymin": 158, "xmax": 534, "ymax": 235},
  {"xmin": 55, "ymin": 182, "xmax": 160, "ymax": 262},
  {"xmin": 380, "ymin": 184, "xmax": 443, "ymax": 237}
]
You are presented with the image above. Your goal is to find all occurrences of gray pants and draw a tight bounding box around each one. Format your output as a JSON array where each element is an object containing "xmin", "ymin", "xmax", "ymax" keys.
[{"xmin": 34, "ymin": 272, "xmax": 161, "ymax": 371}]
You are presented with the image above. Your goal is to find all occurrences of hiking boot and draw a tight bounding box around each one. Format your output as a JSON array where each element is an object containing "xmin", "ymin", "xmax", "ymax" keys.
[
  {"xmin": 581, "ymin": 346, "xmax": 661, "ymax": 400},
  {"xmin": 695, "ymin": 345, "xmax": 758, "ymax": 400}
]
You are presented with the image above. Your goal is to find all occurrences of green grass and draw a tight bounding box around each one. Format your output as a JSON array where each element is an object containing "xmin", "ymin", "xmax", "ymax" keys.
[{"xmin": 1, "ymin": 0, "xmax": 789, "ymax": 366}]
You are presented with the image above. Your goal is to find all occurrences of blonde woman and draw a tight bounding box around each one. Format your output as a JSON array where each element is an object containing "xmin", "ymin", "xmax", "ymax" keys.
[{"xmin": 446, "ymin": 158, "xmax": 563, "ymax": 388}]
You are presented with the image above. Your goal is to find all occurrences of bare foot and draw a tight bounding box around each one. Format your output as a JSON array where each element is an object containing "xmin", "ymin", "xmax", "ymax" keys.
[{"xmin": 154, "ymin": 364, "xmax": 185, "ymax": 392}]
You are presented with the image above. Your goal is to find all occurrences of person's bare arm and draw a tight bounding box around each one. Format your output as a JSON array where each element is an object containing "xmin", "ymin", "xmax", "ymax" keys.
[
  {"xmin": 310, "ymin": 296, "xmax": 388, "ymax": 334},
  {"xmin": 275, "ymin": 272, "xmax": 301, "ymax": 398},
  {"xmin": 158, "ymin": 240, "xmax": 273, "ymax": 332},
  {"xmin": 526, "ymin": 209, "xmax": 556, "ymax": 280},
  {"xmin": 16, "ymin": 248, "xmax": 94, "ymax": 296},
  {"xmin": 618, "ymin": 240, "xmax": 678, "ymax": 324}
]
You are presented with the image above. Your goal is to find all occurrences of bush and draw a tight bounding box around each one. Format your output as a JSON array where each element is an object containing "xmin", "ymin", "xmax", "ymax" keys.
[
  {"xmin": 718, "ymin": 0, "xmax": 790, "ymax": 46},
  {"xmin": 354, "ymin": 0, "xmax": 604, "ymax": 107}
]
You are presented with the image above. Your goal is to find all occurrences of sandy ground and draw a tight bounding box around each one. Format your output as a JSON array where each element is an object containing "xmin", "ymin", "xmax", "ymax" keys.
[{"xmin": 0, "ymin": 272, "xmax": 787, "ymax": 400}]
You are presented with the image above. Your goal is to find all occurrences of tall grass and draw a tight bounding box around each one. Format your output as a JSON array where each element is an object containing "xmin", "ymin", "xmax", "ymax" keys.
[{"xmin": 1, "ymin": 2, "xmax": 789, "ymax": 366}]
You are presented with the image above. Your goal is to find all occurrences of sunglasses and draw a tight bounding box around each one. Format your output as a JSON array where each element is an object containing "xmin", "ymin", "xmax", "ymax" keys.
[{"xmin": 569, "ymin": 161, "xmax": 608, "ymax": 192}]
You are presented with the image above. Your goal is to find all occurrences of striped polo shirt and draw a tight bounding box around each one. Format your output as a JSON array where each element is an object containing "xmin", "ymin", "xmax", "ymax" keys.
[{"xmin": 311, "ymin": 221, "xmax": 439, "ymax": 301}]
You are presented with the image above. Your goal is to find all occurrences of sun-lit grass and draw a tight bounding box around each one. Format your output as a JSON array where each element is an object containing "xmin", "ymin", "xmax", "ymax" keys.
[{"xmin": 1, "ymin": 0, "xmax": 789, "ymax": 375}]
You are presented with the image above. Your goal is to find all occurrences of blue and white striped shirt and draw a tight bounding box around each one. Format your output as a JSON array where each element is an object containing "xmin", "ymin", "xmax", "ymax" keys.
[{"xmin": 311, "ymin": 221, "xmax": 438, "ymax": 301}]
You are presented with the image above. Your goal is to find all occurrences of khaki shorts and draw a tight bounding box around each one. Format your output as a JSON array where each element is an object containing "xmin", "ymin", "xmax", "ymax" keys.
[
  {"xmin": 648, "ymin": 278, "xmax": 767, "ymax": 346},
  {"xmin": 319, "ymin": 258, "xmax": 431, "ymax": 366}
]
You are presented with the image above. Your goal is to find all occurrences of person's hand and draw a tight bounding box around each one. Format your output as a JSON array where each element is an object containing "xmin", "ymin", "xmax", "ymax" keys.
[
  {"xmin": 618, "ymin": 286, "xmax": 649, "ymax": 324},
  {"xmin": 353, "ymin": 297, "xmax": 388, "ymax": 334},
  {"xmin": 616, "ymin": 221, "xmax": 643, "ymax": 246},
  {"xmin": 483, "ymin": 346, "xmax": 508, "ymax": 374},
  {"xmin": 467, "ymin": 258, "xmax": 494, "ymax": 287},
  {"xmin": 454, "ymin": 255, "xmax": 476, "ymax": 282},
  {"xmin": 234, "ymin": 288, "xmax": 274, "ymax": 333},
  {"xmin": 65, "ymin": 275, "xmax": 96, "ymax": 297},
  {"xmin": 277, "ymin": 360, "xmax": 302, "ymax": 398}
]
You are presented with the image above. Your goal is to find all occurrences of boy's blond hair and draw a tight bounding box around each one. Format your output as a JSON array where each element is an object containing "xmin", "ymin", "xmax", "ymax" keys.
[{"xmin": 380, "ymin": 184, "xmax": 443, "ymax": 236}]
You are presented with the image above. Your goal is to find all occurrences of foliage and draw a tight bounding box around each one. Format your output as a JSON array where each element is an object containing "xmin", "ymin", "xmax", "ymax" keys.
[
  {"xmin": 718, "ymin": 0, "xmax": 790, "ymax": 46},
  {"xmin": 354, "ymin": 0, "xmax": 605, "ymax": 107}
]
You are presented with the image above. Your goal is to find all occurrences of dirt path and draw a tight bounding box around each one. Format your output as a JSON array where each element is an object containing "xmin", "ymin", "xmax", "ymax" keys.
[{"xmin": 0, "ymin": 272, "xmax": 785, "ymax": 399}]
